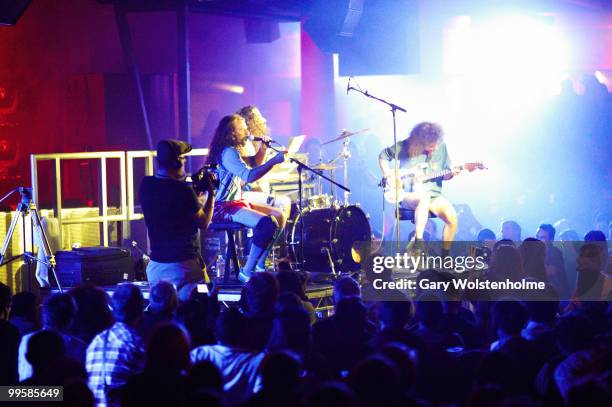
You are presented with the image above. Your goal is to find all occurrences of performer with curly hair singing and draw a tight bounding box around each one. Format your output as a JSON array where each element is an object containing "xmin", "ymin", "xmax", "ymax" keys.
[{"xmin": 207, "ymin": 114, "xmax": 287, "ymax": 282}]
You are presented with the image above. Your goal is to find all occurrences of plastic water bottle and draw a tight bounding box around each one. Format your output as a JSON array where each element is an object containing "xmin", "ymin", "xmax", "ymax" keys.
[{"xmin": 215, "ymin": 255, "xmax": 225, "ymax": 279}]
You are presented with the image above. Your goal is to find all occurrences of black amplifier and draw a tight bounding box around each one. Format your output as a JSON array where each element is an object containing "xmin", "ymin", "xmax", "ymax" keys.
[{"xmin": 55, "ymin": 247, "xmax": 134, "ymax": 287}]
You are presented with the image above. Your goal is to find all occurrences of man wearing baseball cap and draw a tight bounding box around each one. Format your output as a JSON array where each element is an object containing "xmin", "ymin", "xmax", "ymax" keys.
[{"xmin": 139, "ymin": 139, "xmax": 215, "ymax": 295}]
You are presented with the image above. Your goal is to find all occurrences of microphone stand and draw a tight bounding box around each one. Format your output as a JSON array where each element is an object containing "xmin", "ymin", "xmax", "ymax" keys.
[
  {"xmin": 348, "ymin": 85, "xmax": 407, "ymax": 247},
  {"xmin": 264, "ymin": 142, "xmax": 349, "ymax": 272}
]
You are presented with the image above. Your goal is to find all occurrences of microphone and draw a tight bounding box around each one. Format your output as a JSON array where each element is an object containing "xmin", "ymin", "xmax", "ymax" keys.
[
  {"xmin": 347, "ymin": 77, "xmax": 351, "ymax": 95},
  {"xmin": 247, "ymin": 134, "xmax": 278, "ymax": 145}
]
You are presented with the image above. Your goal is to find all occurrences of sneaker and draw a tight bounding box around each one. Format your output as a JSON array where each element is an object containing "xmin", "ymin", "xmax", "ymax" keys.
[{"xmin": 238, "ymin": 268, "xmax": 252, "ymax": 283}]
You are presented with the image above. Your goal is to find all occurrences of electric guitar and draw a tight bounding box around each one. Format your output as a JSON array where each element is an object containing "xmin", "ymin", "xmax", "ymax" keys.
[{"xmin": 382, "ymin": 162, "xmax": 486, "ymax": 204}]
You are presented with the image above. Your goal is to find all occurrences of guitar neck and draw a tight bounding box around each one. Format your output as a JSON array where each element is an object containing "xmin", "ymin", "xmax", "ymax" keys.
[{"xmin": 422, "ymin": 168, "xmax": 450, "ymax": 182}]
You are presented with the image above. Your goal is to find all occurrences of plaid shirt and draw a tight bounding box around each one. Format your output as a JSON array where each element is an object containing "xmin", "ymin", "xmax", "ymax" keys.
[{"xmin": 86, "ymin": 322, "xmax": 144, "ymax": 407}]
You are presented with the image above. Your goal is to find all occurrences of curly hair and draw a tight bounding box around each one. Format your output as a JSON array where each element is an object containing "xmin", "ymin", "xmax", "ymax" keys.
[
  {"xmin": 236, "ymin": 105, "xmax": 269, "ymax": 138},
  {"xmin": 407, "ymin": 122, "xmax": 443, "ymax": 157},
  {"xmin": 207, "ymin": 114, "xmax": 245, "ymax": 166}
]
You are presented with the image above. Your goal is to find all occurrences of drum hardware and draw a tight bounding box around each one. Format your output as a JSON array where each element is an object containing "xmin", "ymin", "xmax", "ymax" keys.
[
  {"xmin": 263, "ymin": 140, "xmax": 349, "ymax": 273},
  {"xmin": 347, "ymin": 77, "xmax": 407, "ymax": 248},
  {"xmin": 321, "ymin": 128, "xmax": 370, "ymax": 146}
]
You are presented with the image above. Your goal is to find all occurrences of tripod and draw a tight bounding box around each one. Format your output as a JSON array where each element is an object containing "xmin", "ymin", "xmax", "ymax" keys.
[{"xmin": 0, "ymin": 187, "xmax": 62, "ymax": 292}]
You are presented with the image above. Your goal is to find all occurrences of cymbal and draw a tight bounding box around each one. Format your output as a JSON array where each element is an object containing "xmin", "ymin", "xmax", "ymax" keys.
[
  {"xmin": 322, "ymin": 128, "xmax": 370, "ymax": 145},
  {"xmin": 312, "ymin": 163, "xmax": 338, "ymax": 171}
]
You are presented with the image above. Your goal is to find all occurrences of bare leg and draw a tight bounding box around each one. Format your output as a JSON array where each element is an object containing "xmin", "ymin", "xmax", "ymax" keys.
[
  {"xmin": 402, "ymin": 190, "xmax": 431, "ymax": 240},
  {"xmin": 429, "ymin": 195, "xmax": 458, "ymax": 250}
]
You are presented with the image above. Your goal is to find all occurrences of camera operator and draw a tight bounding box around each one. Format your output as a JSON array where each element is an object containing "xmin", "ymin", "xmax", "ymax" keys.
[{"xmin": 140, "ymin": 139, "xmax": 215, "ymax": 294}]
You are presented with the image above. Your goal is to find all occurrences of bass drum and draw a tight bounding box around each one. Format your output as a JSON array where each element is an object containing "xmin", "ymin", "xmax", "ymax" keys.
[{"xmin": 289, "ymin": 205, "xmax": 371, "ymax": 274}]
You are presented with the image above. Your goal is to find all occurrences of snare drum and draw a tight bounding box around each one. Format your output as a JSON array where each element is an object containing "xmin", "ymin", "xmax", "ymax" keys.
[{"xmin": 289, "ymin": 205, "xmax": 371, "ymax": 274}]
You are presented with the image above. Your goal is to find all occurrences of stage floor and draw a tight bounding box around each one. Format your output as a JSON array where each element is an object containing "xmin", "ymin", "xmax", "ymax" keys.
[{"xmin": 51, "ymin": 280, "xmax": 335, "ymax": 313}]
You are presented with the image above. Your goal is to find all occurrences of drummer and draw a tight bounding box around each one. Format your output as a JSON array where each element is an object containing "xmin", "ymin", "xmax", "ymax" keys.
[{"xmin": 236, "ymin": 105, "xmax": 291, "ymax": 270}]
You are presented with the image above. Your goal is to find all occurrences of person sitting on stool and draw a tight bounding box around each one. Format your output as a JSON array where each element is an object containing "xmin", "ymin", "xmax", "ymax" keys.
[{"xmin": 207, "ymin": 114, "xmax": 287, "ymax": 282}]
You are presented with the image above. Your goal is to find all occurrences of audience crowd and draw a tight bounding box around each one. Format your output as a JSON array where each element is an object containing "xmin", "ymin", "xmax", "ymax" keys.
[{"xmin": 0, "ymin": 220, "xmax": 610, "ymax": 407}]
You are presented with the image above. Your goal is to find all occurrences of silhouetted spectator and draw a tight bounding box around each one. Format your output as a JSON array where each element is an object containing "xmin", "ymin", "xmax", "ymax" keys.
[
  {"xmin": 537, "ymin": 224, "xmax": 569, "ymax": 297},
  {"xmin": 267, "ymin": 306, "xmax": 311, "ymax": 357},
  {"xmin": 413, "ymin": 293, "xmax": 462, "ymax": 350},
  {"xmin": 574, "ymin": 243, "xmax": 605, "ymax": 300},
  {"xmin": 501, "ymin": 220, "xmax": 521, "ymax": 242},
  {"xmin": 349, "ymin": 355, "xmax": 400, "ymax": 407},
  {"xmin": 371, "ymin": 301, "xmax": 423, "ymax": 350},
  {"xmin": 191, "ymin": 308, "xmax": 263, "ymax": 406},
  {"xmin": 332, "ymin": 276, "xmax": 361, "ymax": 305},
  {"xmin": 86, "ymin": 284, "xmax": 145, "ymax": 407},
  {"xmin": 186, "ymin": 360, "xmax": 223, "ymax": 394},
  {"xmin": 0, "ymin": 282, "xmax": 19, "ymax": 385},
  {"xmin": 241, "ymin": 272, "xmax": 278, "ymax": 350},
  {"xmin": 22, "ymin": 329, "xmax": 65, "ymax": 385},
  {"xmin": 554, "ymin": 348, "xmax": 612, "ymax": 404},
  {"xmin": 519, "ymin": 238, "xmax": 547, "ymax": 282},
  {"xmin": 276, "ymin": 270, "xmax": 315, "ymax": 323},
  {"xmin": 490, "ymin": 300, "xmax": 528, "ymax": 352},
  {"xmin": 140, "ymin": 281, "xmax": 178, "ymax": 340},
  {"xmin": 18, "ymin": 293, "xmax": 86, "ymax": 381},
  {"xmin": 69, "ymin": 285, "xmax": 113, "ymax": 344},
  {"xmin": 9, "ymin": 291, "xmax": 38, "ymax": 336},
  {"xmin": 176, "ymin": 298, "xmax": 215, "ymax": 348},
  {"xmin": 121, "ymin": 323, "xmax": 191, "ymax": 406},
  {"xmin": 244, "ymin": 350, "xmax": 302, "ymax": 407},
  {"xmin": 312, "ymin": 297, "xmax": 373, "ymax": 377}
]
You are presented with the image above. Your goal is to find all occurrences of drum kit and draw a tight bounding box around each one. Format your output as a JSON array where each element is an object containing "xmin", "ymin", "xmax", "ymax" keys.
[{"xmin": 284, "ymin": 128, "xmax": 373, "ymax": 279}]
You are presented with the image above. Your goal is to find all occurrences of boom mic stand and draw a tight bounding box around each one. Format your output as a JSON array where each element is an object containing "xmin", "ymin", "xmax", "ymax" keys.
[
  {"xmin": 347, "ymin": 81, "xmax": 407, "ymax": 247},
  {"xmin": 264, "ymin": 142, "xmax": 349, "ymax": 273},
  {"xmin": 0, "ymin": 187, "xmax": 62, "ymax": 292}
]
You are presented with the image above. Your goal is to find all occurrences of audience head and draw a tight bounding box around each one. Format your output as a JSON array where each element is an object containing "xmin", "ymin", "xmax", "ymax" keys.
[
  {"xmin": 0, "ymin": 282, "xmax": 11, "ymax": 319},
  {"xmin": 519, "ymin": 238, "xmax": 547, "ymax": 281},
  {"xmin": 332, "ymin": 276, "xmax": 360, "ymax": 305},
  {"xmin": 379, "ymin": 343, "xmax": 416, "ymax": 392},
  {"xmin": 149, "ymin": 281, "xmax": 178, "ymax": 315},
  {"xmin": 334, "ymin": 296, "xmax": 367, "ymax": 329},
  {"xmin": 146, "ymin": 323, "xmax": 191, "ymax": 373},
  {"xmin": 243, "ymin": 272, "xmax": 278, "ymax": 317},
  {"xmin": 69, "ymin": 284, "xmax": 113, "ymax": 341},
  {"xmin": 187, "ymin": 360, "xmax": 223, "ymax": 393},
  {"xmin": 477, "ymin": 228, "xmax": 497, "ymax": 244},
  {"xmin": 9, "ymin": 291, "xmax": 37, "ymax": 322},
  {"xmin": 536, "ymin": 224, "xmax": 556, "ymax": 242},
  {"xmin": 276, "ymin": 271, "xmax": 307, "ymax": 301},
  {"xmin": 111, "ymin": 283, "xmax": 144, "ymax": 325},
  {"xmin": 490, "ymin": 245, "xmax": 524, "ymax": 280},
  {"xmin": 42, "ymin": 293, "xmax": 77, "ymax": 331},
  {"xmin": 559, "ymin": 229, "xmax": 580, "ymax": 242},
  {"xmin": 215, "ymin": 307, "xmax": 246, "ymax": 347},
  {"xmin": 501, "ymin": 220, "xmax": 521, "ymax": 241},
  {"xmin": 377, "ymin": 301, "xmax": 412, "ymax": 330},
  {"xmin": 259, "ymin": 350, "xmax": 302, "ymax": 392},
  {"xmin": 267, "ymin": 307, "xmax": 311, "ymax": 355},
  {"xmin": 349, "ymin": 355, "xmax": 400, "ymax": 406},
  {"xmin": 26, "ymin": 330, "xmax": 65, "ymax": 376},
  {"xmin": 492, "ymin": 300, "xmax": 528, "ymax": 337}
]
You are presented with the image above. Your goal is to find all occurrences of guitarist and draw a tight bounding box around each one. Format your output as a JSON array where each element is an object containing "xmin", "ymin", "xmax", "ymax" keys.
[{"xmin": 378, "ymin": 122, "xmax": 459, "ymax": 255}]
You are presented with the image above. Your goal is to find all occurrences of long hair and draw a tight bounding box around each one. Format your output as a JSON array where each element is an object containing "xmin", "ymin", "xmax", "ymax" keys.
[
  {"xmin": 407, "ymin": 122, "xmax": 443, "ymax": 157},
  {"xmin": 207, "ymin": 114, "xmax": 245, "ymax": 166},
  {"xmin": 236, "ymin": 105, "xmax": 269, "ymax": 137}
]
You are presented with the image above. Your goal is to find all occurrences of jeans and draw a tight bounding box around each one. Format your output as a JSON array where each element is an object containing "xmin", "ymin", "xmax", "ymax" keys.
[{"xmin": 146, "ymin": 258, "xmax": 204, "ymax": 299}]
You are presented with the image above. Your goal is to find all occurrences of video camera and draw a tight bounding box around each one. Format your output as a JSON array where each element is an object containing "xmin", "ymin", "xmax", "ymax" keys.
[{"xmin": 191, "ymin": 164, "xmax": 220, "ymax": 194}]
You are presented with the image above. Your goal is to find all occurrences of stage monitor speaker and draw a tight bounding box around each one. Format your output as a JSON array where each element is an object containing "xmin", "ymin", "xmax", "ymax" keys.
[
  {"xmin": 303, "ymin": 0, "xmax": 364, "ymax": 53},
  {"xmin": 0, "ymin": 0, "xmax": 32, "ymax": 26},
  {"xmin": 339, "ymin": 0, "xmax": 420, "ymax": 76},
  {"xmin": 244, "ymin": 18, "xmax": 280, "ymax": 43}
]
